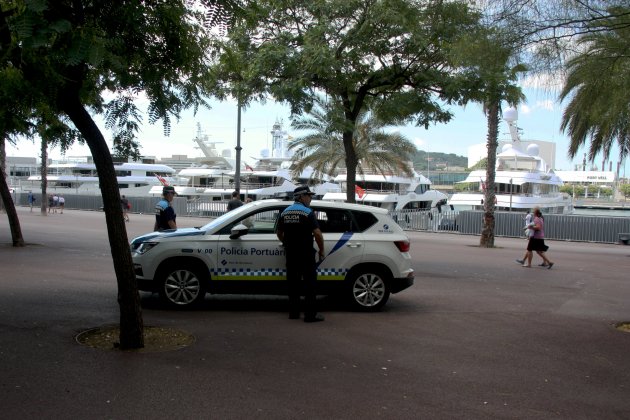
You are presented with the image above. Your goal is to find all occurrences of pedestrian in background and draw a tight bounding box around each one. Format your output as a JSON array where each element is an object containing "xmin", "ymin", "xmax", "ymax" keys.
[
  {"xmin": 58, "ymin": 195, "xmax": 65, "ymax": 214},
  {"xmin": 121, "ymin": 195, "xmax": 130, "ymax": 222},
  {"xmin": 516, "ymin": 210, "xmax": 535, "ymax": 265},
  {"xmin": 227, "ymin": 190, "xmax": 243, "ymax": 211},
  {"xmin": 523, "ymin": 207, "xmax": 554, "ymax": 269},
  {"xmin": 276, "ymin": 185, "xmax": 325, "ymax": 323},
  {"xmin": 28, "ymin": 192, "xmax": 35, "ymax": 212},
  {"xmin": 154, "ymin": 186, "xmax": 177, "ymax": 231}
]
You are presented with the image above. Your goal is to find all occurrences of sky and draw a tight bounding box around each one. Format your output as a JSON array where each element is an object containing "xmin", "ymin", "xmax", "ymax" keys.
[{"xmin": 6, "ymin": 86, "xmax": 627, "ymax": 176}]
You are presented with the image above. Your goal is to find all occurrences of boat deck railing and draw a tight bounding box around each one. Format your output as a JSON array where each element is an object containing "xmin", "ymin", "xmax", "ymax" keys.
[
  {"xmin": 453, "ymin": 191, "xmax": 566, "ymax": 198},
  {"xmin": 349, "ymin": 188, "xmax": 406, "ymax": 195},
  {"xmin": 239, "ymin": 181, "xmax": 286, "ymax": 190},
  {"xmin": 185, "ymin": 180, "xmax": 283, "ymax": 190}
]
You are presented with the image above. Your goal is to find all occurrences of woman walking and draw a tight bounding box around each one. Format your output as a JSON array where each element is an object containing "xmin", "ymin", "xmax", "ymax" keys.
[{"xmin": 523, "ymin": 207, "xmax": 554, "ymax": 269}]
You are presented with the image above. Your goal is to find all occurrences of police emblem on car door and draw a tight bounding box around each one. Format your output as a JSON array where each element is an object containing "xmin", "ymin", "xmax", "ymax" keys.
[{"xmin": 214, "ymin": 208, "xmax": 286, "ymax": 286}]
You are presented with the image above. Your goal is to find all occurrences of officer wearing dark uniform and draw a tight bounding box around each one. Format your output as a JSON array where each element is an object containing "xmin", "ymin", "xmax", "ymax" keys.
[
  {"xmin": 154, "ymin": 186, "xmax": 177, "ymax": 231},
  {"xmin": 276, "ymin": 185, "xmax": 325, "ymax": 322}
]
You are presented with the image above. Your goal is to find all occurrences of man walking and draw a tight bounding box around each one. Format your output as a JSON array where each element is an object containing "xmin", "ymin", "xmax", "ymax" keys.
[
  {"xmin": 276, "ymin": 185, "xmax": 325, "ymax": 323},
  {"xmin": 154, "ymin": 186, "xmax": 177, "ymax": 231},
  {"xmin": 227, "ymin": 190, "xmax": 243, "ymax": 211},
  {"xmin": 28, "ymin": 192, "xmax": 35, "ymax": 212}
]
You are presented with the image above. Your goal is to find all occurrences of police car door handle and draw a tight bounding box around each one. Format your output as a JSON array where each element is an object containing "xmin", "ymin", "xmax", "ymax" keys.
[{"xmin": 346, "ymin": 243, "xmax": 362, "ymax": 248}]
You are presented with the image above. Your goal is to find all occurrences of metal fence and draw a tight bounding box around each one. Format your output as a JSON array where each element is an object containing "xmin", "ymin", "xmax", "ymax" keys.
[
  {"xmin": 393, "ymin": 209, "xmax": 630, "ymax": 244},
  {"xmin": 10, "ymin": 192, "xmax": 630, "ymax": 244},
  {"xmin": 10, "ymin": 192, "xmax": 188, "ymax": 216}
]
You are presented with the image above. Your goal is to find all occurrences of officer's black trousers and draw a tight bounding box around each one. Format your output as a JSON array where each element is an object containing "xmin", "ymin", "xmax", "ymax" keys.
[{"xmin": 286, "ymin": 252, "xmax": 317, "ymax": 317}]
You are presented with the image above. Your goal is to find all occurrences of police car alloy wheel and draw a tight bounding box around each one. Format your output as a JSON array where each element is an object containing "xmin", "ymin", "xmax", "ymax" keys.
[
  {"xmin": 347, "ymin": 267, "xmax": 390, "ymax": 311},
  {"xmin": 159, "ymin": 264, "xmax": 206, "ymax": 307}
]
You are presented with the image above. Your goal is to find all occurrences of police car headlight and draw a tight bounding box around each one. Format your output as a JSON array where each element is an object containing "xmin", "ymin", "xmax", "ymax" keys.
[{"xmin": 134, "ymin": 241, "xmax": 159, "ymax": 255}]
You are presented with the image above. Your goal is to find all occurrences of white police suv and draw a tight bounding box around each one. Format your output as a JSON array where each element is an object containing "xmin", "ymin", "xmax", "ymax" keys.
[{"xmin": 131, "ymin": 200, "xmax": 414, "ymax": 310}]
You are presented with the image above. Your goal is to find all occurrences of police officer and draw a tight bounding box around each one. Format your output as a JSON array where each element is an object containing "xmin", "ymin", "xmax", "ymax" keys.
[
  {"xmin": 276, "ymin": 185, "xmax": 325, "ymax": 322},
  {"xmin": 154, "ymin": 186, "xmax": 177, "ymax": 231}
]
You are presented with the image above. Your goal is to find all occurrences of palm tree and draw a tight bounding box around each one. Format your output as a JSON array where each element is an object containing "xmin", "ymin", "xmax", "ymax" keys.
[
  {"xmin": 289, "ymin": 96, "xmax": 417, "ymax": 189},
  {"xmin": 454, "ymin": 28, "xmax": 526, "ymax": 248},
  {"xmin": 287, "ymin": 96, "xmax": 345, "ymax": 180},
  {"xmin": 559, "ymin": 6, "xmax": 630, "ymax": 165}
]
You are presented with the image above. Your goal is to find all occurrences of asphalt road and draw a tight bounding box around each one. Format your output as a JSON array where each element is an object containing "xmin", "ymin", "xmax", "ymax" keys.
[{"xmin": 1, "ymin": 206, "xmax": 630, "ymax": 419}]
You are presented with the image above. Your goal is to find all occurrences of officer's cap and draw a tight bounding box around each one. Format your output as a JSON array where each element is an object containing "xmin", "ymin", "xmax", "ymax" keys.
[{"xmin": 293, "ymin": 185, "xmax": 315, "ymax": 200}]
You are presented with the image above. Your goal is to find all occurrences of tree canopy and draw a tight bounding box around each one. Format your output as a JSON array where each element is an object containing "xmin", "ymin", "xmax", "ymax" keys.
[
  {"xmin": 211, "ymin": 0, "xmax": 483, "ymax": 201},
  {"xmin": 1, "ymin": 0, "xmax": 238, "ymax": 349},
  {"xmin": 560, "ymin": 6, "xmax": 630, "ymax": 164}
]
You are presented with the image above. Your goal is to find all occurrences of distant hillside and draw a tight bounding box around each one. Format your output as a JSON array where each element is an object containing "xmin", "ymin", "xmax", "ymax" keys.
[{"xmin": 412, "ymin": 150, "xmax": 467, "ymax": 171}]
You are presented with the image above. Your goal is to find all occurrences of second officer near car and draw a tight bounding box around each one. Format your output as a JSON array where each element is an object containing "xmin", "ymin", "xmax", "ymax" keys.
[
  {"xmin": 276, "ymin": 185, "xmax": 325, "ymax": 322},
  {"xmin": 154, "ymin": 186, "xmax": 178, "ymax": 231}
]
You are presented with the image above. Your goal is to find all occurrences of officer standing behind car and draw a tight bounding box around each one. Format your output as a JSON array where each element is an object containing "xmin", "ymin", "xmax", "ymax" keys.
[
  {"xmin": 154, "ymin": 186, "xmax": 177, "ymax": 231},
  {"xmin": 276, "ymin": 185, "xmax": 325, "ymax": 323}
]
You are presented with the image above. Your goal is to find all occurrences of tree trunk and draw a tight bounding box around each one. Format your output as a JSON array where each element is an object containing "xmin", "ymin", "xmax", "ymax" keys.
[
  {"xmin": 61, "ymin": 96, "xmax": 144, "ymax": 350},
  {"xmin": 0, "ymin": 137, "xmax": 25, "ymax": 246},
  {"xmin": 40, "ymin": 138, "xmax": 48, "ymax": 214},
  {"xmin": 479, "ymin": 101, "xmax": 499, "ymax": 248}
]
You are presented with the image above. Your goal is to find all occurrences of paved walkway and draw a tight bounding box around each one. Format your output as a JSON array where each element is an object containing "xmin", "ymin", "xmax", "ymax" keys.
[{"xmin": 1, "ymin": 206, "xmax": 630, "ymax": 419}]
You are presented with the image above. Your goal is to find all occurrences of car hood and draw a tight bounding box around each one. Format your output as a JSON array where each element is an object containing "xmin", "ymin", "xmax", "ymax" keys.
[{"xmin": 131, "ymin": 228, "xmax": 205, "ymax": 245}]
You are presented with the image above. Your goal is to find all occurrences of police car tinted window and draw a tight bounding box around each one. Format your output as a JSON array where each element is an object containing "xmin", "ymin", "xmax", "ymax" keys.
[
  {"xmin": 351, "ymin": 210, "xmax": 378, "ymax": 232},
  {"xmin": 315, "ymin": 209, "xmax": 353, "ymax": 233}
]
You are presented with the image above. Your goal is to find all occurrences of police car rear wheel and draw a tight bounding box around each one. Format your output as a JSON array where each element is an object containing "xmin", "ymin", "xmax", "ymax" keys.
[
  {"xmin": 347, "ymin": 268, "xmax": 390, "ymax": 311},
  {"xmin": 159, "ymin": 265, "xmax": 206, "ymax": 307}
]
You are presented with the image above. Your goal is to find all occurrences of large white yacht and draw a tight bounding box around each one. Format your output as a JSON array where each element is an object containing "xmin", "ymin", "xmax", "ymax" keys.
[
  {"xmin": 150, "ymin": 125, "xmax": 238, "ymax": 196},
  {"xmin": 171, "ymin": 121, "xmax": 340, "ymax": 200},
  {"xmin": 322, "ymin": 167, "xmax": 448, "ymax": 212},
  {"xmin": 449, "ymin": 108, "xmax": 573, "ymax": 214},
  {"xmin": 26, "ymin": 160, "xmax": 182, "ymax": 196}
]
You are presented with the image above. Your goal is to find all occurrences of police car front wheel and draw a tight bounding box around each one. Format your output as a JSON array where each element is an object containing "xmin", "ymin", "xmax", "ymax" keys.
[
  {"xmin": 347, "ymin": 267, "xmax": 390, "ymax": 311},
  {"xmin": 159, "ymin": 264, "xmax": 206, "ymax": 307}
]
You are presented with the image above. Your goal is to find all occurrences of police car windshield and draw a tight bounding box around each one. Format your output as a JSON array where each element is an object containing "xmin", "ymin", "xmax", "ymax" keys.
[{"xmin": 199, "ymin": 201, "xmax": 260, "ymax": 231}]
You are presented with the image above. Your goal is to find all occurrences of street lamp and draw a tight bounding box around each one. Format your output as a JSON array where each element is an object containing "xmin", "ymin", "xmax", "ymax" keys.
[{"xmin": 235, "ymin": 98, "xmax": 242, "ymax": 192}]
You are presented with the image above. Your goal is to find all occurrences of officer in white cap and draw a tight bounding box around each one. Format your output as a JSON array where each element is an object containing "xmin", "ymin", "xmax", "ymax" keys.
[{"xmin": 276, "ymin": 185, "xmax": 325, "ymax": 322}]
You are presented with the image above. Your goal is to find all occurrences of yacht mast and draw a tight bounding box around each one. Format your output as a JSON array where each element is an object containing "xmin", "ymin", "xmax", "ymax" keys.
[
  {"xmin": 503, "ymin": 107, "xmax": 522, "ymax": 145},
  {"xmin": 193, "ymin": 123, "xmax": 221, "ymax": 158}
]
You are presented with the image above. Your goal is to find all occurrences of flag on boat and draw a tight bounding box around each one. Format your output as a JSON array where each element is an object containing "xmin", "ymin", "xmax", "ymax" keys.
[
  {"xmin": 245, "ymin": 164, "xmax": 254, "ymax": 171},
  {"xmin": 355, "ymin": 185, "xmax": 365, "ymax": 199},
  {"xmin": 155, "ymin": 173, "xmax": 169, "ymax": 186}
]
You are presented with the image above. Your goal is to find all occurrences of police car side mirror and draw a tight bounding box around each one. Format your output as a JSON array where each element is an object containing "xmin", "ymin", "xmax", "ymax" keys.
[{"xmin": 229, "ymin": 224, "xmax": 249, "ymax": 240}]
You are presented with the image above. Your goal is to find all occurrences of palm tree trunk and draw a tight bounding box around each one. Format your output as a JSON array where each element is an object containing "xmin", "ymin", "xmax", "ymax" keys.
[
  {"xmin": 60, "ymin": 95, "xmax": 144, "ymax": 350},
  {"xmin": 0, "ymin": 137, "xmax": 25, "ymax": 246},
  {"xmin": 480, "ymin": 101, "xmax": 499, "ymax": 248}
]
